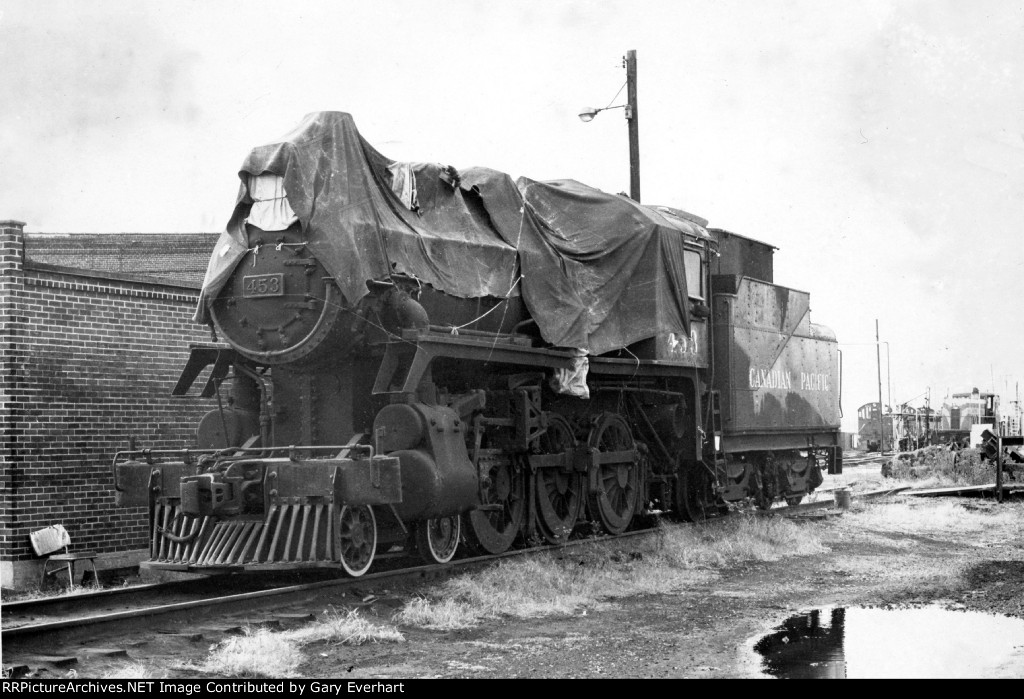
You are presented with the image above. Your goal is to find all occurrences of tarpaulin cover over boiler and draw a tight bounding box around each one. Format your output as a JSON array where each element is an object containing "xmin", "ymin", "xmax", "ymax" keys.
[{"xmin": 196, "ymin": 111, "xmax": 698, "ymax": 355}]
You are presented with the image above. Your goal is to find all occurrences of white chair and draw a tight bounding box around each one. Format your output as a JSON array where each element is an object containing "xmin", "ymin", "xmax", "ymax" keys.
[{"xmin": 30, "ymin": 524, "xmax": 98, "ymax": 587}]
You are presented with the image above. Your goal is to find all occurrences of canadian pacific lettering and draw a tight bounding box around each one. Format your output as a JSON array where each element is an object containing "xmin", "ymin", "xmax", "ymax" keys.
[
  {"xmin": 748, "ymin": 368, "xmax": 792, "ymax": 390},
  {"xmin": 800, "ymin": 372, "xmax": 829, "ymax": 392},
  {"xmin": 748, "ymin": 368, "xmax": 829, "ymax": 392}
]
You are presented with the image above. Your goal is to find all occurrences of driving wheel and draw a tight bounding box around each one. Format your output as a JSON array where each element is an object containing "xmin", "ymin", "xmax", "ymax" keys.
[
  {"xmin": 463, "ymin": 456, "xmax": 526, "ymax": 555},
  {"xmin": 586, "ymin": 413, "xmax": 640, "ymax": 535},
  {"xmin": 535, "ymin": 413, "xmax": 585, "ymax": 544}
]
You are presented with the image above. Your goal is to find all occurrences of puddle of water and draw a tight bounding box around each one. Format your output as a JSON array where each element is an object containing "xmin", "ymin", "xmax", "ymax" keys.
[{"xmin": 752, "ymin": 606, "xmax": 1024, "ymax": 678}]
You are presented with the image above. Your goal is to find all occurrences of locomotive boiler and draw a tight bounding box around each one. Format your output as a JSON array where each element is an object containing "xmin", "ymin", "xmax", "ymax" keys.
[{"xmin": 113, "ymin": 112, "xmax": 842, "ymax": 576}]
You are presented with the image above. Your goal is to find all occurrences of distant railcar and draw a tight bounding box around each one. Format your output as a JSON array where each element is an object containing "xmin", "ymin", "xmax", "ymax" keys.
[{"xmin": 857, "ymin": 402, "xmax": 884, "ymax": 452}]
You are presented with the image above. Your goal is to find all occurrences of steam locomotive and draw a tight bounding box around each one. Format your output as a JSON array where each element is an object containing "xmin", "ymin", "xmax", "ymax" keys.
[{"xmin": 113, "ymin": 112, "xmax": 842, "ymax": 576}]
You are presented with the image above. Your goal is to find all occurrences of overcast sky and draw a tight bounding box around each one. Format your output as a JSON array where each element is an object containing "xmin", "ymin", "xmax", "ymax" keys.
[{"xmin": 2, "ymin": 0, "xmax": 1022, "ymax": 431}]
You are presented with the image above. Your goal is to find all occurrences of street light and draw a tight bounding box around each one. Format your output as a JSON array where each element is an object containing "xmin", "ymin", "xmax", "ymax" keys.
[
  {"xmin": 577, "ymin": 104, "xmax": 632, "ymax": 122},
  {"xmin": 578, "ymin": 49, "xmax": 640, "ymax": 202}
]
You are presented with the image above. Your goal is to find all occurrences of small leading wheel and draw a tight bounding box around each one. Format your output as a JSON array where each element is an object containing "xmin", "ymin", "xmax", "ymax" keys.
[
  {"xmin": 785, "ymin": 495, "xmax": 804, "ymax": 507},
  {"xmin": 535, "ymin": 413, "xmax": 585, "ymax": 544},
  {"xmin": 415, "ymin": 515, "xmax": 461, "ymax": 564},
  {"xmin": 586, "ymin": 413, "xmax": 640, "ymax": 535},
  {"xmin": 337, "ymin": 505, "xmax": 377, "ymax": 577}
]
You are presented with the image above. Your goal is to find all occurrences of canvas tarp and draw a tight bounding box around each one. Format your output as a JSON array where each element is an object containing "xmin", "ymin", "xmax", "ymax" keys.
[
  {"xmin": 195, "ymin": 112, "xmax": 518, "ymax": 324},
  {"xmin": 196, "ymin": 111, "xmax": 703, "ymax": 355},
  {"xmin": 461, "ymin": 169, "xmax": 699, "ymax": 354}
]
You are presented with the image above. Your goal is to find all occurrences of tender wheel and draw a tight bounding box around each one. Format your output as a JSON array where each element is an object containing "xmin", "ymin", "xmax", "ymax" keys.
[
  {"xmin": 676, "ymin": 461, "xmax": 715, "ymax": 522},
  {"xmin": 464, "ymin": 458, "xmax": 526, "ymax": 555},
  {"xmin": 586, "ymin": 413, "xmax": 640, "ymax": 535},
  {"xmin": 415, "ymin": 515, "xmax": 461, "ymax": 564},
  {"xmin": 336, "ymin": 505, "xmax": 377, "ymax": 577},
  {"xmin": 535, "ymin": 413, "xmax": 585, "ymax": 544}
]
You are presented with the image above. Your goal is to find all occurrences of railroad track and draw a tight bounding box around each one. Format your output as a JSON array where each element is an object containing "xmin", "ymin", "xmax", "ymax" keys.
[
  {"xmin": 3, "ymin": 487, "xmax": 899, "ymax": 679},
  {"xmin": 1, "ymin": 528, "xmax": 660, "ymax": 678},
  {"xmin": 842, "ymin": 451, "xmax": 892, "ymax": 468}
]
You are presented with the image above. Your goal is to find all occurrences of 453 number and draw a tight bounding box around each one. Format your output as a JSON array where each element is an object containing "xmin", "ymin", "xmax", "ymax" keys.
[{"xmin": 242, "ymin": 274, "xmax": 284, "ymax": 298}]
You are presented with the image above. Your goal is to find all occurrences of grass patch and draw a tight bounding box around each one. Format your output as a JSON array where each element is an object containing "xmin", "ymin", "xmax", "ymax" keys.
[
  {"xmin": 193, "ymin": 609, "xmax": 405, "ymax": 678},
  {"xmin": 396, "ymin": 597, "xmax": 482, "ymax": 630},
  {"xmin": 884, "ymin": 447, "xmax": 993, "ymax": 486},
  {"xmin": 657, "ymin": 514, "xmax": 827, "ymax": 567},
  {"xmin": 98, "ymin": 663, "xmax": 168, "ymax": 679},
  {"xmin": 1, "ymin": 579, "xmax": 104, "ymax": 603},
  {"xmin": 845, "ymin": 498, "xmax": 1023, "ymax": 537},
  {"xmin": 822, "ymin": 499, "xmax": 1024, "ymax": 594},
  {"xmin": 199, "ymin": 628, "xmax": 305, "ymax": 678},
  {"xmin": 394, "ymin": 514, "xmax": 825, "ymax": 629},
  {"xmin": 285, "ymin": 607, "xmax": 406, "ymax": 646}
]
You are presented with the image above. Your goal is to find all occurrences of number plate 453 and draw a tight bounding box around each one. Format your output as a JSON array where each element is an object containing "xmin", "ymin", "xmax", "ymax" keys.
[{"xmin": 243, "ymin": 273, "xmax": 284, "ymax": 298}]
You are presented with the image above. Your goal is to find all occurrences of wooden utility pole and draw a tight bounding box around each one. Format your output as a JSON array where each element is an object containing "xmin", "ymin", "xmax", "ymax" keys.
[
  {"xmin": 625, "ymin": 50, "xmax": 640, "ymax": 203},
  {"xmin": 877, "ymin": 320, "xmax": 886, "ymax": 452}
]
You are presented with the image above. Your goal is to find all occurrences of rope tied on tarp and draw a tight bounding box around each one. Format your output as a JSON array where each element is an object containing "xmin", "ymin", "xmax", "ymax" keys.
[
  {"xmin": 247, "ymin": 241, "xmax": 310, "ymax": 267},
  {"xmin": 448, "ymin": 273, "xmax": 524, "ymax": 335}
]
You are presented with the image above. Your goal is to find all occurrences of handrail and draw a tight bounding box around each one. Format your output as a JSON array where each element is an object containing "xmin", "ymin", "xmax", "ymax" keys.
[
  {"xmin": 838, "ymin": 348, "xmax": 844, "ymax": 419},
  {"xmin": 111, "ymin": 443, "xmax": 376, "ymax": 492}
]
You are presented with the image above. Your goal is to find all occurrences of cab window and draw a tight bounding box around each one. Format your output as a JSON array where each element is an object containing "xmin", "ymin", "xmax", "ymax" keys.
[{"xmin": 684, "ymin": 249, "xmax": 704, "ymax": 300}]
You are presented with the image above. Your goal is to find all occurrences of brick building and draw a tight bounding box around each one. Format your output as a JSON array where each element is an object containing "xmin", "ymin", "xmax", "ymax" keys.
[{"xmin": 1, "ymin": 221, "xmax": 220, "ymax": 589}]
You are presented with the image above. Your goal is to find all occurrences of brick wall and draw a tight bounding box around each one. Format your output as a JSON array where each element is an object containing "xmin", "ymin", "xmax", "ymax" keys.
[
  {"xmin": 1, "ymin": 221, "xmax": 217, "ymax": 584},
  {"xmin": 0, "ymin": 222, "xmax": 26, "ymax": 574},
  {"xmin": 25, "ymin": 232, "xmax": 218, "ymax": 287}
]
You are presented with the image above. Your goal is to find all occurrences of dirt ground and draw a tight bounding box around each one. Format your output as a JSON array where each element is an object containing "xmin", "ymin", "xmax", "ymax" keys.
[
  {"xmin": 11, "ymin": 458, "xmax": 1022, "ymax": 680},
  {"xmin": 303, "ymin": 463, "xmax": 1024, "ymax": 679}
]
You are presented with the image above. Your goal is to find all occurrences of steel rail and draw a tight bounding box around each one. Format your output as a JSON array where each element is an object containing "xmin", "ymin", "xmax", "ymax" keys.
[
  {"xmin": 1, "ymin": 529, "xmax": 660, "ymax": 644},
  {"xmin": 4, "ymin": 490, "xmax": 878, "ymax": 645}
]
